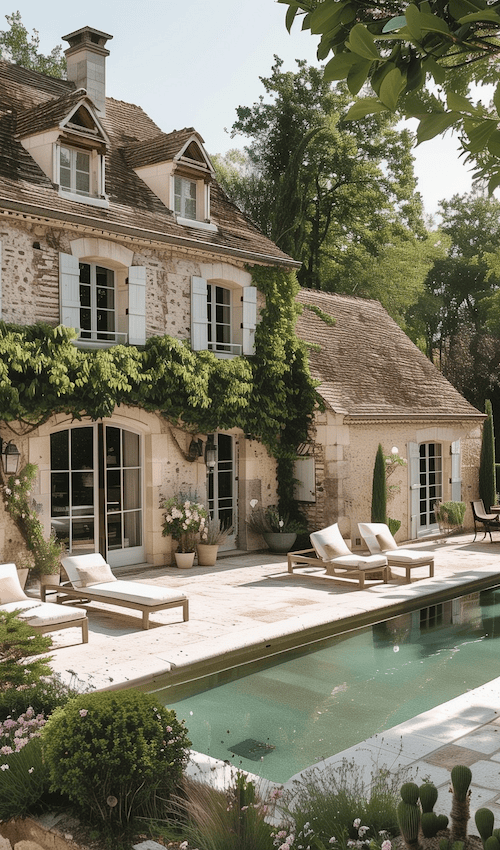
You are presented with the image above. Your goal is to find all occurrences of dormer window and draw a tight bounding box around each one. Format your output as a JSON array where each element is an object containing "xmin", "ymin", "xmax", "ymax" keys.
[
  {"xmin": 174, "ymin": 176, "xmax": 197, "ymax": 220},
  {"xmin": 125, "ymin": 129, "xmax": 218, "ymax": 232},
  {"xmin": 17, "ymin": 91, "xmax": 110, "ymax": 209},
  {"xmin": 60, "ymin": 146, "xmax": 90, "ymax": 196}
]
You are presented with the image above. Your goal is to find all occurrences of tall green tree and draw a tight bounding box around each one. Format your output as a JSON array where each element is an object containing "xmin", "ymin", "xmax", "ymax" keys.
[
  {"xmin": 279, "ymin": 0, "xmax": 500, "ymax": 189},
  {"xmin": 0, "ymin": 11, "xmax": 66, "ymax": 77},
  {"xmin": 479, "ymin": 399, "xmax": 496, "ymax": 510},
  {"xmin": 217, "ymin": 58, "xmax": 429, "ymax": 299},
  {"xmin": 408, "ymin": 191, "xmax": 500, "ymax": 408},
  {"xmin": 371, "ymin": 444, "xmax": 387, "ymax": 522}
]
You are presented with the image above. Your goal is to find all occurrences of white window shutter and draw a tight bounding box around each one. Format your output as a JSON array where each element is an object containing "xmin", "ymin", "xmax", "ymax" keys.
[
  {"xmin": 408, "ymin": 441, "xmax": 420, "ymax": 539},
  {"xmin": 59, "ymin": 252, "xmax": 80, "ymax": 331},
  {"xmin": 191, "ymin": 276, "xmax": 208, "ymax": 351},
  {"xmin": 451, "ymin": 440, "xmax": 462, "ymax": 502},
  {"xmin": 242, "ymin": 286, "xmax": 257, "ymax": 355},
  {"xmin": 294, "ymin": 456, "xmax": 316, "ymax": 502},
  {"xmin": 128, "ymin": 266, "xmax": 146, "ymax": 346}
]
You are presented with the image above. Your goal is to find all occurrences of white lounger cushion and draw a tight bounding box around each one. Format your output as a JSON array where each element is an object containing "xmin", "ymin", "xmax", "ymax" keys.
[
  {"xmin": 62, "ymin": 553, "xmax": 187, "ymax": 604},
  {"xmin": 358, "ymin": 522, "xmax": 433, "ymax": 563},
  {"xmin": 79, "ymin": 580, "xmax": 186, "ymax": 606},
  {"xmin": 311, "ymin": 524, "xmax": 387, "ymax": 570},
  {"xmin": 0, "ymin": 598, "xmax": 87, "ymax": 627},
  {"xmin": 0, "ymin": 563, "xmax": 29, "ymax": 603}
]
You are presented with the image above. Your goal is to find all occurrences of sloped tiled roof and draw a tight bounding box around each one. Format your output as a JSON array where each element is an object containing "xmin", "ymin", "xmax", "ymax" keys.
[
  {"xmin": 0, "ymin": 61, "xmax": 295, "ymax": 266},
  {"xmin": 296, "ymin": 289, "xmax": 482, "ymax": 420},
  {"xmin": 16, "ymin": 88, "xmax": 92, "ymax": 138},
  {"xmin": 123, "ymin": 128, "xmax": 207, "ymax": 170}
]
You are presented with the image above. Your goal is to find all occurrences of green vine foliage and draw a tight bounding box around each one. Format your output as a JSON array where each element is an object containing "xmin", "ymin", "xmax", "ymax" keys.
[{"xmin": 0, "ymin": 268, "xmax": 319, "ymax": 520}]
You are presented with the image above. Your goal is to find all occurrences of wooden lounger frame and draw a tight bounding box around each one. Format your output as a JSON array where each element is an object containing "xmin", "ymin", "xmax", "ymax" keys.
[
  {"xmin": 287, "ymin": 549, "xmax": 389, "ymax": 590},
  {"xmin": 41, "ymin": 582, "xmax": 189, "ymax": 630}
]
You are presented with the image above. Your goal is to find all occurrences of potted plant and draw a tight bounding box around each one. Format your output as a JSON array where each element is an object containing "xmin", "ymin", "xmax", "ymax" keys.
[
  {"xmin": 197, "ymin": 516, "xmax": 234, "ymax": 566},
  {"xmin": 161, "ymin": 493, "xmax": 208, "ymax": 568},
  {"xmin": 434, "ymin": 500, "xmax": 466, "ymax": 533},
  {"xmin": 247, "ymin": 500, "xmax": 305, "ymax": 553}
]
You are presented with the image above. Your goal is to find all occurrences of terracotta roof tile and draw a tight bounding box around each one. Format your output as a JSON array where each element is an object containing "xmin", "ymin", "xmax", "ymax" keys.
[{"xmin": 296, "ymin": 289, "xmax": 482, "ymax": 419}]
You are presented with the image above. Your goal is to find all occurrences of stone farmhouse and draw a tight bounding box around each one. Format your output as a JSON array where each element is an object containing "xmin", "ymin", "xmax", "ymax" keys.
[
  {"xmin": 0, "ymin": 26, "xmax": 305, "ymax": 568},
  {"xmin": 0, "ymin": 26, "xmax": 484, "ymax": 571},
  {"xmin": 294, "ymin": 289, "xmax": 484, "ymax": 545}
]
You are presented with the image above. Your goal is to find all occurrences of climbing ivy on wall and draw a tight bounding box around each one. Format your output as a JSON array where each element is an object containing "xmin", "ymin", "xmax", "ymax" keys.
[{"xmin": 0, "ymin": 267, "xmax": 319, "ymax": 518}]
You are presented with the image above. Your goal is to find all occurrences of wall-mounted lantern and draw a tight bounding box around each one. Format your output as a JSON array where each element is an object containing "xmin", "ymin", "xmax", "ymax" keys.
[
  {"xmin": 1, "ymin": 440, "xmax": 20, "ymax": 476},
  {"xmin": 205, "ymin": 437, "xmax": 217, "ymax": 470}
]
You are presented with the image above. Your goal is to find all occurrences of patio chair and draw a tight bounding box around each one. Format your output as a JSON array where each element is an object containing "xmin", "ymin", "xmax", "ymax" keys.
[
  {"xmin": 358, "ymin": 522, "xmax": 434, "ymax": 583},
  {"xmin": 43, "ymin": 553, "xmax": 189, "ymax": 629},
  {"xmin": 0, "ymin": 563, "xmax": 88, "ymax": 644},
  {"xmin": 287, "ymin": 522, "xmax": 389, "ymax": 589},
  {"xmin": 471, "ymin": 500, "xmax": 500, "ymax": 542}
]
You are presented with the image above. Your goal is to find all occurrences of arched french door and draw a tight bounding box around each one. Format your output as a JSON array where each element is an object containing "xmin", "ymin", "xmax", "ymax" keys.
[{"xmin": 50, "ymin": 424, "xmax": 144, "ymax": 566}]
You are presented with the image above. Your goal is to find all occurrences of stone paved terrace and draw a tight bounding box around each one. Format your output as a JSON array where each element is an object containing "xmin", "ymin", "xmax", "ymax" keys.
[{"xmin": 36, "ymin": 532, "xmax": 500, "ymax": 808}]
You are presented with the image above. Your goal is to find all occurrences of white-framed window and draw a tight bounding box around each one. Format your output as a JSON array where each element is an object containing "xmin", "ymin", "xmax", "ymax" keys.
[
  {"xmin": 79, "ymin": 263, "xmax": 116, "ymax": 343},
  {"xmin": 174, "ymin": 176, "xmax": 197, "ymax": 220},
  {"xmin": 208, "ymin": 285, "xmax": 232, "ymax": 354},
  {"xmin": 191, "ymin": 276, "xmax": 257, "ymax": 357},
  {"xmin": 59, "ymin": 252, "xmax": 146, "ymax": 348},
  {"xmin": 59, "ymin": 146, "xmax": 90, "ymax": 196}
]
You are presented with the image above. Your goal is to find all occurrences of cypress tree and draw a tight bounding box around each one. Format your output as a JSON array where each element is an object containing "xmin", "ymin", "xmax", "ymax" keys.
[
  {"xmin": 479, "ymin": 399, "xmax": 496, "ymax": 511},
  {"xmin": 371, "ymin": 443, "xmax": 387, "ymax": 522}
]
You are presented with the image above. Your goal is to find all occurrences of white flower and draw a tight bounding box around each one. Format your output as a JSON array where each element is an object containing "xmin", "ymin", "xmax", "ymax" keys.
[
  {"xmin": 353, "ymin": 819, "xmax": 361, "ymax": 829},
  {"xmin": 0, "ymin": 764, "xmax": 8, "ymax": 771},
  {"xmin": 250, "ymin": 499, "xmax": 258, "ymax": 508}
]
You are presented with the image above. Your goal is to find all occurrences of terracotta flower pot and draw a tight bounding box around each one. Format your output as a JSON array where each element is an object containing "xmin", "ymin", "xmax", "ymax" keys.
[
  {"xmin": 174, "ymin": 551, "xmax": 195, "ymax": 569},
  {"xmin": 197, "ymin": 543, "xmax": 219, "ymax": 566}
]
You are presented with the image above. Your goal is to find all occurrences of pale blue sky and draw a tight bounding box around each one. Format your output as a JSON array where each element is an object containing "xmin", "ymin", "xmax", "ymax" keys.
[{"xmin": 4, "ymin": 0, "xmax": 477, "ymax": 216}]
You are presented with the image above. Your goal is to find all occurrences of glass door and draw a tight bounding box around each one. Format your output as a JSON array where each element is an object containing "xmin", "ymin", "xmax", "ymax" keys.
[
  {"xmin": 207, "ymin": 433, "xmax": 237, "ymax": 550},
  {"xmin": 50, "ymin": 424, "xmax": 144, "ymax": 566},
  {"xmin": 419, "ymin": 442, "xmax": 442, "ymax": 534},
  {"xmin": 104, "ymin": 426, "xmax": 143, "ymax": 567}
]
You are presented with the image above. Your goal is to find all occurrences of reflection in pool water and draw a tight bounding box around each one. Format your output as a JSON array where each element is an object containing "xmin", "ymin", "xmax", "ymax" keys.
[{"xmin": 156, "ymin": 588, "xmax": 500, "ymax": 783}]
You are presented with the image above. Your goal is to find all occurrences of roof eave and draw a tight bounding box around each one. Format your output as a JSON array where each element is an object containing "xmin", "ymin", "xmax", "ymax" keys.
[
  {"xmin": 0, "ymin": 196, "xmax": 301, "ymax": 268},
  {"xmin": 343, "ymin": 412, "xmax": 485, "ymax": 422}
]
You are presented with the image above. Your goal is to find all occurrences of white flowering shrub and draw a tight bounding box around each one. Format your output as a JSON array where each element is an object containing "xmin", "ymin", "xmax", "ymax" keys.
[
  {"xmin": 161, "ymin": 494, "xmax": 208, "ymax": 552},
  {"xmin": 42, "ymin": 690, "xmax": 191, "ymax": 826}
]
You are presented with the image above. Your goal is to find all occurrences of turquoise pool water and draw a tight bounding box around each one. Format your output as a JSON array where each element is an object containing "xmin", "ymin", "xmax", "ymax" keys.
[{"xmin": 157, "ymin": 588, "xmax": 500, "ymax": 783}]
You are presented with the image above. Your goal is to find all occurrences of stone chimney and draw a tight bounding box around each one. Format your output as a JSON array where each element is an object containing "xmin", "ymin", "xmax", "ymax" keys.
[{"xmin": 62, "ymin": 26, "xmax": 113, "ymax": 117}]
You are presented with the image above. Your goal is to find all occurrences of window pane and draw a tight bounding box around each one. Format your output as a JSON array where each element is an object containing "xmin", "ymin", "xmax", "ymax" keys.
[
  {"xmin": 107, "ymin": 515, "xmax": 122, "ymax": 550},
  {"xmin": 51, "ymin": 431, "xmax": 69, "ymax": 470},
  {"xmin": 107, "ymin": 468, "xmax": 122, "ymax": 512},
  {"xmin": 72, "ymin": 517, "xmax": 94, "ymax": 548},
  {"xmin": 51, "ymin": 471, "xmax": 69, "ymax": 515},
  {"xmin": 124, "ymin": 468, "xmax": 140, "ymax": 510},
  {"xmin": 124, "ymin": 510, "xmax": 141, "ymax": 547},
  {"xmin": 71, "ymin": 427, "xmax": 94, "ymax": 470},
  {"xmin": 123, "ymin": 430, "xmax": 139, "ymax": 467},
  {"xmin": 106, "ymin": 427, "xmax": 121, "ymax": 467},
  {"xmin": 71, "ymin": 471, "xmax": 94, "ymax": 514}
]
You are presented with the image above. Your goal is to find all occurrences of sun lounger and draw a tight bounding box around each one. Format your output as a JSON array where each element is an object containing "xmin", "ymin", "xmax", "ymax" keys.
[
  {"xmin": 287, "ymin": 522, "xmax": 389, "ymax": 589},
  {"xmin": 0, "ymin": 563, "xmax": 88, "ymax": 643},
  {"xmin": 358, "ymin": 522, "xmax": 434, "ymax": 582},
  {"xmin": 42, "ymin": 554, "xmax": 189, "ymax": 629}
]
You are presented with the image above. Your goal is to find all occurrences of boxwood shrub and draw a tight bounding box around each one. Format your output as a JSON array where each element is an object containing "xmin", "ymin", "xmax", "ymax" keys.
[{"xmin": 42, "ymin": 689, "xmax": 191, "ymax": 825}]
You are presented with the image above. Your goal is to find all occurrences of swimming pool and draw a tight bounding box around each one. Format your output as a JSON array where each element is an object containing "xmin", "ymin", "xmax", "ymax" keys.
[{"xmin": 154, "ymin": 587, "xmax": 500, "ymax": 784}]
